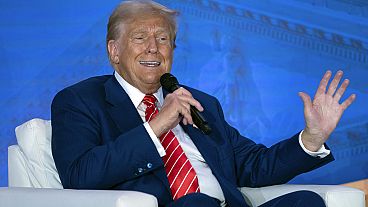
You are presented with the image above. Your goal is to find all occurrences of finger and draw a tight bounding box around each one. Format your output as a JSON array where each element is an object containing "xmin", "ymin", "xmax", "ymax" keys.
[
  {"xmin": 180, "ymin": 100, "xmax": 192, "ymax": 116},
  {"xmin": 299, "ymin": 92, "xmax": 313, "ymax": 112},
  {"xmin": 333, "ymin": 79, "xmax": 349, "ymax": 102},
  {"xmin": 172, "ymin": 87, "xmax": 203, "ymax": 111},
  {"xmin": 173, "ymin": 87, "xmax": 193, "ymax": 98},
  {"xmin": 341, "ymin": 94, "xmax": 356, "ymax": 110},
  {"xmin": 182, "ymin": 117, "xmax": 188, "ymax": 125},
  {"xmin": 180, "ymin": 106, "xmax": 193, "ymax": 124},
  {"xmin": 178, "ymin": 95, "xmax": 204, "ymax": 112},
  {"xmin": 314, "ymin": 70, "xmax": 332, "ymax": 100},
  {"xmin": 327, "ymin": 70, "xmax": 343, "ymax": 96}
]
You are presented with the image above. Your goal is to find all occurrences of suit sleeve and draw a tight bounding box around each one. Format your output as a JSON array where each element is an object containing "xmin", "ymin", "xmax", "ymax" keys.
[
  {"xmin": 213, "ymin": 98, "xmax": 334, "ymax": 188},
  {"xmin": 51, "ymin": 88, "xmax": 163, "ymax": 189}
]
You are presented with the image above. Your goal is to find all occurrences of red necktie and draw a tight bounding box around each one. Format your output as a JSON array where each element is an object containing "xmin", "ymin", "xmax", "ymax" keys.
[{"xmin": 142, "ymin": 95, "xmax": 200, "ymax": 200}]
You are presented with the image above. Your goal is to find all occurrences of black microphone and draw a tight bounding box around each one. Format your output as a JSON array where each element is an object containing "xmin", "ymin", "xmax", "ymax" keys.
[{"xmin": 160, "ymin": 73, "xmax": 212, "ymax": 135}]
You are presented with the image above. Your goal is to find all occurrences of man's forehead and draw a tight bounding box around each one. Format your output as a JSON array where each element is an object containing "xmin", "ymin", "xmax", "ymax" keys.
[{"xmin": 125, "ymin": 16, "xmax": 171, "ymax": 33}]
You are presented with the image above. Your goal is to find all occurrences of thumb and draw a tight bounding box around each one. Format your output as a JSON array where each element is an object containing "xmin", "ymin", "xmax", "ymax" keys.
[{"xmin": 298, "ymin": 92, "xmax": 312, "ymax": 110}]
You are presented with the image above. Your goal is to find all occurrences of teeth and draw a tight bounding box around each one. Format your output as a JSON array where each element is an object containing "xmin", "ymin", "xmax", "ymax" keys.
[{"xmin": 139, "ymin": 61, "xmax": 161, "ymax": 67}]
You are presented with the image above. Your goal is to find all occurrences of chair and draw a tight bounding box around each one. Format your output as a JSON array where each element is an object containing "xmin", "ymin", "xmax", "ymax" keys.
[{"xmin": 0, "ymin": 118, "xmax": 365, "ymax": 207}]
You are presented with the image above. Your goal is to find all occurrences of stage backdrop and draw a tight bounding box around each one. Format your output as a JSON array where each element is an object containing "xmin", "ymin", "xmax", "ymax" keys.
[{"xmin": 0, "ymin": 0, "xmax": 367, "ymax": 187}]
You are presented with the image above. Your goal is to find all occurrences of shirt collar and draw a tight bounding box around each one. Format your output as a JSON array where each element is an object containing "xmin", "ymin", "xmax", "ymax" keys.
[{"xmin": 114, "ymin": 71, "xmax": 164, "ymax": 108}]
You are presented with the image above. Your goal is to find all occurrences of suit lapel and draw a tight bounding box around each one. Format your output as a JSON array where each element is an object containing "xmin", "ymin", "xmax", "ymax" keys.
[
  {"xmin": 104, "ymin": 76, "xmax": 143, "ymax": 132},
  {"xmin": 104, "ymin": 77, "xmax": 171, "ymax": 194}
]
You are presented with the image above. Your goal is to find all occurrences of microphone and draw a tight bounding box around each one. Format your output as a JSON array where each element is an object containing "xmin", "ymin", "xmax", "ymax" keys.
[{"xmin": 160, "ymin": 73, "xmax": 212, "ymax": 135}]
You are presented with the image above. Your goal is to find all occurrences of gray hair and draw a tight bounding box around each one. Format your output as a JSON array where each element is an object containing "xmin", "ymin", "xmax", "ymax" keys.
[{"xmin": 106, "ymin": 0, "xmax": 178, "ymax": 59}]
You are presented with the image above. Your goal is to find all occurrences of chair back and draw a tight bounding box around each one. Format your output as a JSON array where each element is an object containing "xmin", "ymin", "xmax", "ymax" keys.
[{"xmin": 8, "ymin": 118, "xmax": 62, "ymax": 189}]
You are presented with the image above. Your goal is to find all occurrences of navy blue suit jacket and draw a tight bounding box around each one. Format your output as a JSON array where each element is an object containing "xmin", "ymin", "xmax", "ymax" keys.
[{"xmin": 51, "ymin": 75, "xmax": 334, "ymax": 207}]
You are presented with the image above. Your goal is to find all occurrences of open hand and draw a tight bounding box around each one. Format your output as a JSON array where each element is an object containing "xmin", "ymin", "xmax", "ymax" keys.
[{"xmin": 299, "ymin": 70, "xmax": 356, "ymax": 152}]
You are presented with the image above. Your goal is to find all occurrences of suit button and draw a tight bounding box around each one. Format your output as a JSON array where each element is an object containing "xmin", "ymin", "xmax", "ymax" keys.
[
  {"xmin": 138, "ymin": 168, "xmax": 143, "ymax": 173},
  {"xmin": 147, "ymin": 163, "xmax": 153, "ymax": 169}
]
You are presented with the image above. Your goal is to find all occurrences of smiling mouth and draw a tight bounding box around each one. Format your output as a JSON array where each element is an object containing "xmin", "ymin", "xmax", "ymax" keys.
[{"xmin": 139, "ymin": 61, "xmax": 161, "ymax": 67}]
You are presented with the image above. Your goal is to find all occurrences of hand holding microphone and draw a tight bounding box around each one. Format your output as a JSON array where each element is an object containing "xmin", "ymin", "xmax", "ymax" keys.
[
  {"xmin": 148, "ymin": 73, "xmax": 212, "ymax": 136},
  {"xmin": 160, "ymin": 73, "xmax": 212, "ymax": 135}
]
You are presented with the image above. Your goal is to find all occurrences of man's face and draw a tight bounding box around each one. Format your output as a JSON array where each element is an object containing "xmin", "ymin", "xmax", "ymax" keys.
[{"xmin": 111, "ymin": 16, "xmax": 174, "ymax": 94}]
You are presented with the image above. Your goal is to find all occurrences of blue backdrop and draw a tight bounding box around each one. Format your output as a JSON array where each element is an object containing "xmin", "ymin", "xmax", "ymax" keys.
[{"xmin": 0, "ymin": 0, "xmax": 367, "ymax": 187}]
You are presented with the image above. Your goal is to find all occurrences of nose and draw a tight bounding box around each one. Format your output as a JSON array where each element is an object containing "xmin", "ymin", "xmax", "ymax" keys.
[{"xmin": 146, "ymin": 36, "xmax": 158, "ymax": 54}]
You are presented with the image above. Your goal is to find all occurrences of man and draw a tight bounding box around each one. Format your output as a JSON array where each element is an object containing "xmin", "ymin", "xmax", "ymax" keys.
[{"xmin": 51, "ymin": 1, "xmax": 356, "ymax": 207}]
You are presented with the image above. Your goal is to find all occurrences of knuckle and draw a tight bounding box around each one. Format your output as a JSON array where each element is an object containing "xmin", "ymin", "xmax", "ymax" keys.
[
  {"xmin": 173, "ymin": 89, "xmax": 182, "ymax": 95},
  {"xmin": 166, "ymin": 93, "xmax": 176, "ymax": 100}
]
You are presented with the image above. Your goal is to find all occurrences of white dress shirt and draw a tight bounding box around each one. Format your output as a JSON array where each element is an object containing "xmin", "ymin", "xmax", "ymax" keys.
[{"xmin": 113, "ymin": 72, "xmax": 330, "ymax": 205}]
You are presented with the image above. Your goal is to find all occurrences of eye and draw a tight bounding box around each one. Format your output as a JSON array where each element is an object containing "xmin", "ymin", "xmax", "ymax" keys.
[
  {"xmin": 131, "ymin": 35, "xmax": 146, "ymax": 43},
  {"xmin": 157, "ymin": 36, "xmax": 170, "ymax": 44}
]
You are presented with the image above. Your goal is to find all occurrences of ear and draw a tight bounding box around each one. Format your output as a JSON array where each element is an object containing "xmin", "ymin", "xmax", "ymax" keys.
[
  {"xmin": 107, "ymin": 40, "xmax": 119, "ymax": 64},
  {"xmin": 172, "ymin": 34, "xmax": 177, "ymax": 49}
]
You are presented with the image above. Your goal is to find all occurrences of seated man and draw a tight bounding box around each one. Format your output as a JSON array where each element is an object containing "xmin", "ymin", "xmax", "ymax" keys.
[{"xmin": 51, "ymin": 1, "xmax": 356, "ymax": 207}]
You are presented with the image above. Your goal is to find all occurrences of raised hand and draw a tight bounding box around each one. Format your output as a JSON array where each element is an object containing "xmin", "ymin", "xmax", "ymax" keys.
[{"xmin": 298, "ymin": 70, "xmax": 356, "ymax": 152}]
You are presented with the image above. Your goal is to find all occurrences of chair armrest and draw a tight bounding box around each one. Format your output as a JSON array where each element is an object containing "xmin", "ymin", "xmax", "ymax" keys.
[
  {"xmin": 239, "ymin": 184, "xmax": 365, "ymax": 207},
  {"xmin": 0, "ymin": 187, "xmax": 158, "ymax": 207}
]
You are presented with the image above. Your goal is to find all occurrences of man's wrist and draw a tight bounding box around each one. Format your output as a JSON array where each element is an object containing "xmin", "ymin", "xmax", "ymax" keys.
[
  {"xmin": 299, "ymin": 130, "xmax": 330, "ymax": 158},
  {"xmin": 149, "ymin": 117, "xmax": 165, "ymax": 137},
  {"xmin": 143, "ymin": 122, "xmax": 166, "ymax": 157},
  {"xmin": 300, "ymin": 129, "xmax": 324, "ymax": 152}
]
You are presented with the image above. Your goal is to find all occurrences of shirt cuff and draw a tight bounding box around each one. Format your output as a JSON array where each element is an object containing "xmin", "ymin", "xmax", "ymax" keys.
[
  {"xmin": 298, "ymin": 130, "xmax": 330, "ymax": 158},
  {"xmin": 143, "ymin": 122, "xmax": 166, "ymax": 157}
]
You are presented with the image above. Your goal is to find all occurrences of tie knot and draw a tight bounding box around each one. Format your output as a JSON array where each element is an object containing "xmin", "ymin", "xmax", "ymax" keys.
[{"xmin": 143, "ymin": 94, "xmax": 157, "ymax": 108}]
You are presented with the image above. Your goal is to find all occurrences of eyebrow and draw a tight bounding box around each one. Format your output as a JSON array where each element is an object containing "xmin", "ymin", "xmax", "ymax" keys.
[{"xmin": 130, "ymin": 27, "xmax": 170, "ymax": 35}]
